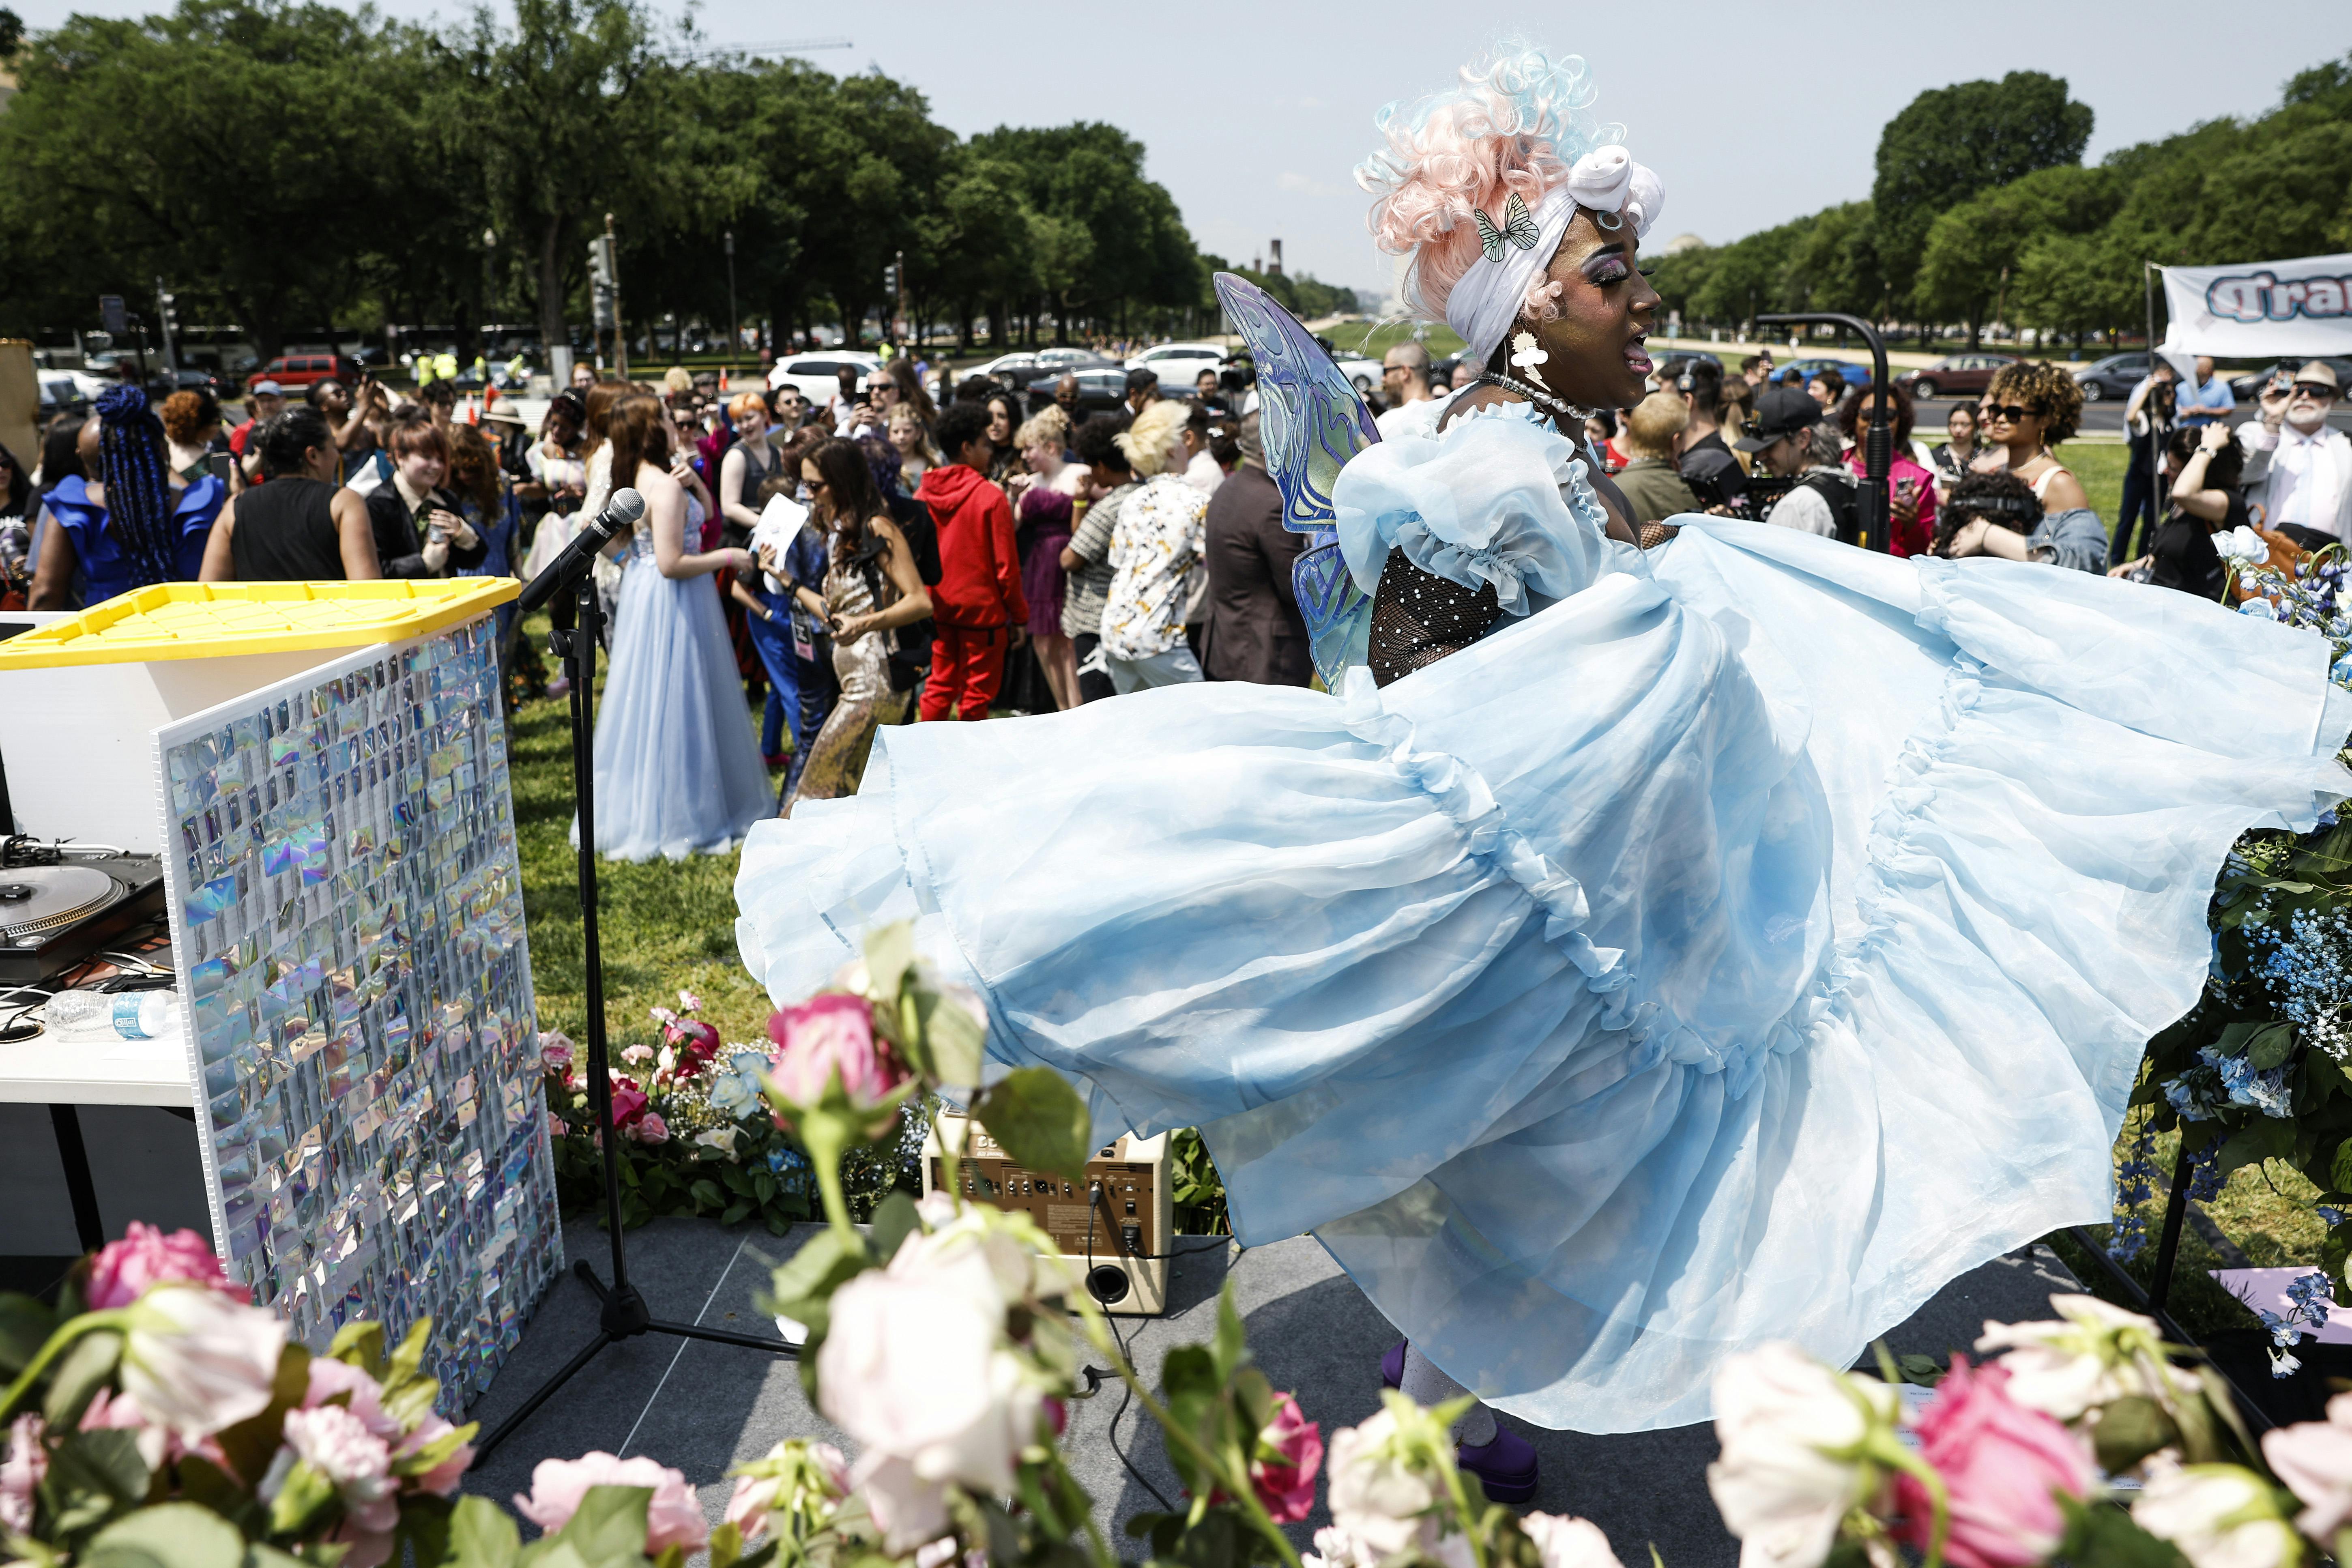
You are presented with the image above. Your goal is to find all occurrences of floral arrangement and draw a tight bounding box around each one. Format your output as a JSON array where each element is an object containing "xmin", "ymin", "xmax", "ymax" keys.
[
  {"xmin": 720, "ymin": 922, "xmax": 1632, "ymax": 1568},
  {"xmin": 539, "ymin": 993, "xmax": 904, "ymax": 1233},
  {"xmin": 1705, "ymin": 1290, "xmax": 2352, "ymax": 1568},
  {"xmin": 2122, "ymin": 540, "xmax": 2352, "ymax": 1348}
]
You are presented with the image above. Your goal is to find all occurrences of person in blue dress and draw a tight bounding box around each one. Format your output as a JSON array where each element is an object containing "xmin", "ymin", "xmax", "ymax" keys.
[
  {"xmin": 574, "ymin": 393, "xmax": 773, "ymax": 861},
  {"xmin": 27, "ymin": 386, "xmax": 224, "ymax": 610},
  {"xmin": 733, "ymin": 46, "xmax": 2352, "ymax": 1501}
]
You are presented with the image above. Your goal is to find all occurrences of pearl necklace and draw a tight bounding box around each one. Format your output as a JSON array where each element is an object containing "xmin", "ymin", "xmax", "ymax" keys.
[{"xmin": 1473, "ymin": 371, "xmax": 1591, "ymax": 427}]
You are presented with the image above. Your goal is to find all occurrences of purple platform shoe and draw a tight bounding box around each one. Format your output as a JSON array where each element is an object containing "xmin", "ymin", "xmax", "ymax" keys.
[
  {"xmin": 1380, "ymin": 1340, "xmax": 1406, "ymax": 1390},
  {"xmin": 1457, "ymin": 1426, "xmax": 1539, "ymax": 1505}
]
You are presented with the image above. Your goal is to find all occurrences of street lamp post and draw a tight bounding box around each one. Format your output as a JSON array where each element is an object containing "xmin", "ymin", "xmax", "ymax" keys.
[{"xmin": 724, "ymin": 231, "xmax": 740, "ymax": 388}]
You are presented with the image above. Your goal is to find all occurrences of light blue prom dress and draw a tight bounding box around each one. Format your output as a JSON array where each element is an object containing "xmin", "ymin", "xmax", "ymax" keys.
[
  {"xmin": 734, "ymin": 401, "xmax": 2352, "ymax": 1431},
  {"xmin": 577, "ymin": 496, "xmax": 773, "ymax": 861}
]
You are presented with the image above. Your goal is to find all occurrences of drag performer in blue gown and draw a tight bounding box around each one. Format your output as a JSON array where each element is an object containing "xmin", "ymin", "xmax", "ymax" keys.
[{"xmin": 734, "ymin": 46, "xmax": 2352, "ymax": 1488}]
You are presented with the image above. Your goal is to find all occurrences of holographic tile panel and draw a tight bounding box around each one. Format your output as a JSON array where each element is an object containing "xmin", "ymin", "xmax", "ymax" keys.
[{"xmin": 157, "ymin": 617, "xmax": 560, "ymax": 1409}]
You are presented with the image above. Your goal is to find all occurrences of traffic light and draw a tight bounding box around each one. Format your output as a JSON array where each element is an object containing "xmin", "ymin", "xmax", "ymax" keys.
[
  {"xmin": 588, "ymin": 235, "xmax": 617, "ymax": 330},
  {"xmin": 882, "ymin": 262, "xmax": 898, "ymax": 297}
]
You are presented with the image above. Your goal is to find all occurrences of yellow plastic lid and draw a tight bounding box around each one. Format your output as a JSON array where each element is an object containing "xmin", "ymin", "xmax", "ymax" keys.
[{"xmin": 0, "ymin": 579, "xmax": 522, "ymax": 669}]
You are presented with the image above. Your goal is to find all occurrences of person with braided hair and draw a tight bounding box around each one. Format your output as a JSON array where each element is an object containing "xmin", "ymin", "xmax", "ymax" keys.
[{"xmin": 28, "ymin": 385, "xmax": 224, "ymax": 610}]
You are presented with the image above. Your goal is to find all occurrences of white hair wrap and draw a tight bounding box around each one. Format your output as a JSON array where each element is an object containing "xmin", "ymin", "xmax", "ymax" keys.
[{"xmin": 1440, "ymin": 144, "xmax": 1664, "ymax": 372}]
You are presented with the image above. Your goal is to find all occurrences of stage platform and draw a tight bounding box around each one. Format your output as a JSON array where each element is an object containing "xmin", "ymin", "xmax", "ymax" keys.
[{"xmin": 458, "ymin": 1216, "xmax": 2082, "ymax": 1562}]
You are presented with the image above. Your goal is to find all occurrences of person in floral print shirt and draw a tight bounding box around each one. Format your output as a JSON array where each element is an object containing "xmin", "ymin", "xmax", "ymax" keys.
[{"xmin": 1098, "ymin": 399, "xmax": 1207, "ymax": 691}]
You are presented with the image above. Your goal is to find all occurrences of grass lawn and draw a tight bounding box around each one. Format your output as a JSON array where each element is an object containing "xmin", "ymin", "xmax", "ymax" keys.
[
  {"xmin": 508, "ymin": 608, "xmax": 787, "ymax": 1054},
  {"xmin": 2058, "ymin": 440, "xmax": 2128, "ymax": 530},
  {"xmin": 1311, "ymin": 319, "xmax": 1467, "ymax": 363}
]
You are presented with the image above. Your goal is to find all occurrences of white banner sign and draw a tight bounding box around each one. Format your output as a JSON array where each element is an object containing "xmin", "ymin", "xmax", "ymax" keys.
[{"xmin": 2160, "ymin": 251, "xmax": 2352, "ymax": 358}]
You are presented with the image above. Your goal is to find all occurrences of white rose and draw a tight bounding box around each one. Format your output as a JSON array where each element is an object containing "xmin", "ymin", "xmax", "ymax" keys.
[
  {"xmin": 818, "ymin": 1237, "xmax": 1040, "ymax": 1552},
  {"xmin": 2217, "ymin": 527, "xmax": 2270, "ymax": 565},
  {"xmin": 2133, "ymin": 1463, "xmax": 2300, "ymax": 1568},
  {"xmin": 1705, "ymin": 1343, "xmax": 1896, "ymax": 1568},
  {"xmin": 1523, "ymin": 1513, "xmax": 1627, "ymax": 1568},
  {"xmin": 1976, "ymin": 1294, "xmax": 2185, "ymax": 1422},
  {"xmin": 119, "ymin": 1283, "xmax": 288, "ymax": 1439},
  {"xmin": 1326, "ymin": 1409, "xmax": 1439, "ymax": 1557}
]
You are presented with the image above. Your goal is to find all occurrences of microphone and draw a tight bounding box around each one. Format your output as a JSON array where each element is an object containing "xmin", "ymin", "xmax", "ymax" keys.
[{"xmin": 516, "ymin": 487, "xmax": 646, "ymax": 616}]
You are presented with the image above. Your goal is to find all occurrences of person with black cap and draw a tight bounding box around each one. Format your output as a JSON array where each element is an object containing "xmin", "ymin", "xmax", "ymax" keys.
[{"xmin": 1735, "ymin": 385, "xmax": 1854, "ymax": 539}]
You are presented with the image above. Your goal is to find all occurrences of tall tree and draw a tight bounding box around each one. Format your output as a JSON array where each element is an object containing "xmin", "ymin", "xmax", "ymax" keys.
[
  {"xmin": 0, "ymin": 0, "xmax": 399, "ymax": 355},
  {"xmin": 1873, "ymin": 72, "xmax": 2092, "ymax": 309},
  {"xmin": 456, "ymin": 0, "xmax": 679, "ymax": 362}
]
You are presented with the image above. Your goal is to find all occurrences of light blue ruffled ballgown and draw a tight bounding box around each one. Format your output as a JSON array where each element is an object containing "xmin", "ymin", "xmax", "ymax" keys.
[
  {"xmin": 577, "ymin": 497, "xmax": 773, "ymax": 861},
  {"xmin": 733, "ymin": 401, "xmax": 2352, "ymax": 1431}
]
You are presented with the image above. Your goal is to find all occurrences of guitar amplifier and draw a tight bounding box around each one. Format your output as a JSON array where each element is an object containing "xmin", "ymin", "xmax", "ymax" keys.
[{"xmin": 921, "ymin": 1113, "xmax": 1171, "ymax": 1315}]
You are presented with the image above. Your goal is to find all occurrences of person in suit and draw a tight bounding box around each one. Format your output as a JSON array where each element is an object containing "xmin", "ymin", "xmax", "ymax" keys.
[{"xmin": 1198, "ymin": 411, "xmax": 1311, "ymax": 686}]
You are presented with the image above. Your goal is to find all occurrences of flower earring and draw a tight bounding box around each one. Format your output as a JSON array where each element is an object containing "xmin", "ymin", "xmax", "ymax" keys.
[{"xmin": 1510, "ymin": 331, "xmax": 1550, "ymax": 372}]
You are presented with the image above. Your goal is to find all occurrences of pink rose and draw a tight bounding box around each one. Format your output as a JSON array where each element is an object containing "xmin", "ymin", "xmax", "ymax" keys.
[
  {"xmin": 672, "ymin": 1020, "xmax": 722, "ymax": 1075},
  {"xmin": 766, "ymin": 994, "xmax": 908, "ymax": 1109},
  {"xmin": 540, "ymin": 1032, "xmax": 575, "ymax": 1074},
  {"xmin": 625, "ymin": 1112, "xmax": 670, "ymax": 1145},
  {"xmin": 394, "ymin": 1412, "xmax": 476, "ymax": 1497},
  {"xmin": 2264, "ymin": 1391, "xmax": 2352, "ymax": 1540},
  {"xmin": 278, "ymin": 1403, "xmax": 399, "ymax": 1534},
  {"xmin": 1251, "ymin": 1394, "xmax": 1323, "ymax": 1525},
  {"xmin": 606, "ymin": 1082, "xmax": 649, "ymax": 1131},
  {"xmin": 86, "ymin": 1222, "xmax": 241, "ymax": 1310},
  {"xmin": 1891, "ymin": 1358, "xmax": 2095, "ymax": 1568},
  {"xmin": 304, "ymin": 1356, "xmax": 397, "ymax": 1437},
  {"xmin": 515, "ymin": 1452, "xmax": 706, "ymax": 1554},
  {"xmin": 2, "ymin": 1413, "xmax": 44, "ymax": 1535}
]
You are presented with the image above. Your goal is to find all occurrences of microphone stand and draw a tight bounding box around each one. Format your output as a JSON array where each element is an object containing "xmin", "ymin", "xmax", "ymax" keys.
[{"xmin": 475, "ymin": 565, "xmax": 796, "ymax": 1460}]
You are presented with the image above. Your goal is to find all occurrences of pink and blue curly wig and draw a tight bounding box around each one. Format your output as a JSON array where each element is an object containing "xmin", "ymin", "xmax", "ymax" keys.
[{"xmin": 1356, "ymin": 44, "xmax": 1624, "ymax": 334}]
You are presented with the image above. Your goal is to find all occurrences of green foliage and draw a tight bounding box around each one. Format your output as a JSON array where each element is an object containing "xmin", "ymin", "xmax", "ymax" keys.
[
  {"xmin": 1873, "ymin": 71, "xmax": 2095, "ymax": 300},
  {"xmin": 0, "ymin": 0, "xmax": 1218, "ymax": 354},
  {"xmin": 973, "ymin": 1067, "xmax": 1092, "ymax": 1184},
  {"xmin": 1168, "ymin": 1128, "xmax": 1230, "ymax": 1236},
  {"xmin": 1658, "ymin": 48, "xmax": 2352, "ymax": 349}
]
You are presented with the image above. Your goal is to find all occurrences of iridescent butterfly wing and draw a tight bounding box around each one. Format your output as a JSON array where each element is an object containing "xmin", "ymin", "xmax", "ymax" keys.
[{"xmin": 1212, "ymin": 272, "xmax": 1377, "ymax": 685}]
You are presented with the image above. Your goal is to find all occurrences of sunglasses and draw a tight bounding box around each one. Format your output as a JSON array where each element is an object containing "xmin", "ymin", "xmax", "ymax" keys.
[
  {"xmin": 2292, "ymin": 382, "xmax": 2339, "ymax": 400},
  {"xmin": 1978, "ymin": 404, "xmax": 2038, "ymax": 424}
]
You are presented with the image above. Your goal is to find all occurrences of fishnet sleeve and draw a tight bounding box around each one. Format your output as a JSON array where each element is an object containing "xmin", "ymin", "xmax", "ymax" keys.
[{"xmin": 1367, "ymin": 556, "xmax": 1503, "ymax": 687}]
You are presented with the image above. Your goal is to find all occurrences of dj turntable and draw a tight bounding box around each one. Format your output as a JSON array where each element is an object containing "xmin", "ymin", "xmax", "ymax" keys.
[{"xmin": 0, "ymin": 846, "xmax": 168, "ymax": 987}]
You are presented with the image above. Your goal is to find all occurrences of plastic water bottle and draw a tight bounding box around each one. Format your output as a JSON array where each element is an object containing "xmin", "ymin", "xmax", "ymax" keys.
[{"xmin": 45, "ymin": 989, "xmax": 181, "ymax": 1042}]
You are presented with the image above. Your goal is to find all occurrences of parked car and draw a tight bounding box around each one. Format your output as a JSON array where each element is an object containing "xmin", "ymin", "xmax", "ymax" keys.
[
  {"xmin": 2228, "ymin": 357, "xmax": 2352, "ymax": 402},
  {"xmin": 38, "ymin": 374, "xmax": 95, "ymax": 417},
  {"xmin": 147, "ymin": 367, "xmax": 232, "ymax": 402},
  {"xmin": 2073, "ymin": 353, "xmax": 2152, "ymax": 403},
  {"xmin": 247, "ymin": 353, "xmax": 362, "ymax": 393},
  {"xmin": 1014, "ymin": 366, "xmax": 1129, "ymax": 417},
  {"xmin": 1896, "ymin": 353, "xmax": 2016, "ymax": 401},
  {"xmin": 1125, "ymin": 342, "xmax": 1229, "ymax": 387},
  {"xmin": 1776, "ymin": 357, "xmax": 1873, "ymax": 391},
  {"xmin": 766, "ymin": 349, "xmax": 885, "ymax": 408},
  {"xmin": 970, "ymin": 351, "xmax": 1041, "ymax": 383}
]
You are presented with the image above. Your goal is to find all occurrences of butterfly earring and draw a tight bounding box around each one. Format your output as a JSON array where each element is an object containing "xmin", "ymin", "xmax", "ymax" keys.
[{"xmin": 1510, "ymin": 331, "xmax": 1550, "ymax": 372}]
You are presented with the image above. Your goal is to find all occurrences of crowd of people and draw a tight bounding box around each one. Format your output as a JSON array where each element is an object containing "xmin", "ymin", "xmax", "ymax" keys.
[{"xmin": 2, "ymin": 332, "xmax": 2345, "ymax": 862}]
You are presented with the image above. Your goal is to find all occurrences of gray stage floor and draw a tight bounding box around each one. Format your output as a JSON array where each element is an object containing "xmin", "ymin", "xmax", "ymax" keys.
[{"xmin": 459, "ymin": 1216, "xmax": 2081, "ymax": 1564}]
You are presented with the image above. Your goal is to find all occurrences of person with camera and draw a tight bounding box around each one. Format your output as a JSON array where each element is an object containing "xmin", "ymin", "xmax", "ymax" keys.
[
  {"xmin": 1734, "ymin": 386, "xmax": 1854, "ymax": 537},
  {"xmin": 1673, "ymin": 357, "xmax": 1746, "ymax": 509},
  {"xmin": 2108, "ymin": 422, "xmax": 2245, "ymax": 598},
  {"xmin": 1837, "ymin": 384, "xmax": 1935, "ymax": 556},
  {"xmin": 2113, "ymin": 361, "xmax": 2177, "ymax": 565},
  {"xmin": 363, "ymin": 418, "xmax": 485, "ymax": 578},
  {"xmin": 2238, "ymin": 361, "xmax": 2352, "ymax": 551}
]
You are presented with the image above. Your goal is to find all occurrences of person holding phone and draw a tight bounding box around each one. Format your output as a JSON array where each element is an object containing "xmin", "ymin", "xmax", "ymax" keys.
[
  {"xmin": 362, "ymin": 418, "xmax": 483, "ymax": 577},
  {"xmin": 780, "ymin": 436, "xmax": 932, "ymax": 816},
  {"xmin": 1837, "ymin": 383, "xmax": 1937, "ymax": 554}
]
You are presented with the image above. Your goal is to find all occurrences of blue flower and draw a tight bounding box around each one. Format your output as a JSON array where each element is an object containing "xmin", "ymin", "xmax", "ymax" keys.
[{"xmin": 709, "ymin": 1057, "xmax": 767, "ymax": 1119}]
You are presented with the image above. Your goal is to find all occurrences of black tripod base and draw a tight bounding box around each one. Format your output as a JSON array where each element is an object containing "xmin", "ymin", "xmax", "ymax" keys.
[{"xmin": 471, "ymin": 1257, "xmax": 799, "ymax": 1459}]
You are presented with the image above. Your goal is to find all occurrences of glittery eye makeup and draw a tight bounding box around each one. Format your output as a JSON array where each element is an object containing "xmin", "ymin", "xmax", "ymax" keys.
[{"xmin": 1583, "ymin": 248, "xmax": 1632, "ymax": 287}]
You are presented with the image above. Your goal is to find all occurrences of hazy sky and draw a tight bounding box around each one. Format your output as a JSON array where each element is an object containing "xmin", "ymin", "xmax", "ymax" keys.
[{"xmin": 15, "ymin": 0, "xmax": 2351, "ymax": 296}]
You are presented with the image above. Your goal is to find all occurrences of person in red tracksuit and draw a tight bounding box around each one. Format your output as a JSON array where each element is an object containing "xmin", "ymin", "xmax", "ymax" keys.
[{"xmin": 914, "ymin": 402, "xmax": 1028, "ymax": 720}]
